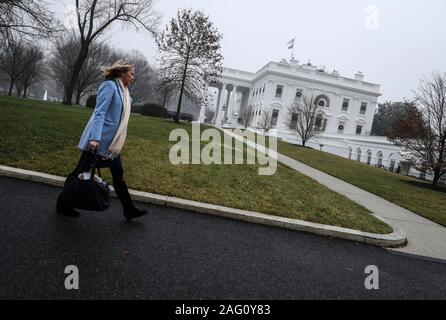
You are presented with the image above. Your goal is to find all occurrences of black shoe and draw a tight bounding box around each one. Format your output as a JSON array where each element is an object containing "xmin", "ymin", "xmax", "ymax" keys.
[
  {"xmin": 57, "ymin": 208, "xmax": 80, "ymax": 217},
  {"xmin": 124, "ymin": 206, "xmax": 147, "ymax": 221},
  {"xmin": 114, "ymin": 180, "xmax": 147, "ymax": 221}
]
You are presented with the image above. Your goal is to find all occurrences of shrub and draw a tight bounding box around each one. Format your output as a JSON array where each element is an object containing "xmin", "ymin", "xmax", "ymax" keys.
[
  {"xmin": 131, "ymin": 104, "xmax": 143, "ymax": 114},
  {"xmin": 140, "ymin": 103, "xmax": 168, "ymax": 118},
  {"xmin": 86, "ymin": 95, "xmax": 97, "ymax": 109}
]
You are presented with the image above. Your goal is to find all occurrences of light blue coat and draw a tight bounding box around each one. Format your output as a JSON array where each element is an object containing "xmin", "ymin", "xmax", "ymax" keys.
[{"xmin": 78, "ymin": 80, "xmax": 124, "ymax": 155}]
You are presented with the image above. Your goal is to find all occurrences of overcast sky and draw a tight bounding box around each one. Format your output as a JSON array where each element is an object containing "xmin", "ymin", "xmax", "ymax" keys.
[{"xmin": 54, "ymin": 0, "xmax": 446, "ymax": 102}]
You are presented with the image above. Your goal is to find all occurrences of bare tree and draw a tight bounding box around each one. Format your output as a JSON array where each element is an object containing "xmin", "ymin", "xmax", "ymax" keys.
[
  {"xmin": 16, "ymin": 43, "xmax": 45, "ymax": 98},
  {"xmin": 0, "ymin": 38, "xmax": 26, "ymax": 96},
  {"xmin": 286, "ymin": 95, "xmax": 321, "ymax": 147},
  {"xmin": 0, "ymin": 0, "xmax": 59, "ymax": 45},
  {"xmin": 49, "ymin": 35, "xmax": 79, "ymax": 100},
  {"xmin": 126, "ymin": 50, "xmax": 154, "ymax": 105},
  {"xmin": 155, "ymin": 9, "xmax": 223, "ymax": 123},
  {"xmin": 76, "ymin": 41, "xmax": 113, "ymax": 104},
  {"xmin": 239, "ymin": 105, "xmax": 254, "ymax": 130},
  {"xmin": 258, "ymin": 108, "xmax": 273, "ymax": 134},
  {"xmin": 50, "ymin": 34, "xmax": 113, "ymax": 105},
  {"xmin": 388, "ymin": 73, "xmax": 446, "ymax": 186},
  {"xmin": 62, "ymin": 0, "xmax": 160, "ymax": 105},
  {"xmin": 154, "ymin": 71, "xmax": 176, "ymax": 107}
]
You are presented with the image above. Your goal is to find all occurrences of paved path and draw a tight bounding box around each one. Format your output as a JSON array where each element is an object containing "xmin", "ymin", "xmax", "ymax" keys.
[
  {"xmin": 0, "ymin": 176, "xmax": 445, "ymax": 299},
  {"xmin": 224, "ymin": 129, "xmax": 446, "ymax": 261}
]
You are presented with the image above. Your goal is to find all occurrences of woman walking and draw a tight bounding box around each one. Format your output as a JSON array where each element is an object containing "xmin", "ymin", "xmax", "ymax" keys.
[{"xmin": 57, "ymin": 60, "xmax": 147, "ymax": 221}]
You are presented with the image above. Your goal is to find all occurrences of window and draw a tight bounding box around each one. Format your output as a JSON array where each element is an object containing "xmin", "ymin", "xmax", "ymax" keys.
[
  {"xmin": 338, "ymin": 122, "xmax": 345, "ymax": 134},
  {"xmin": 367, "ymin": 151, "xmax": 372, "ymax": 165},
  {"xmin": 295, "ymin": 89, "xmax": 302, "ymax": 100},
  {"xmin": 356, "ymin": 149, "xmax": 362, "ymax": 162},
  {"xmin": 271, "ymin": 109, "xmax": 279, "ymax": 126},
  {"xmin": 263, "ymin": 85, "xmax": 265, "ymax": 93},
  {"xmin": 315, "ymin": 116, "xmax": 327, "ymax": 132},
  {"xmin": 315, "ymin": 114, "xmax": 323, "ymax": 129},
  {"xmin": 322, "ymin": 119, "xmax": 328, "ymax": 132},
  {"xmin": 275, "ymin": 85, "xmax": 283, "ymax": 99},
  {"xmin": 348, "ymin": 147, "xmax": 353, "ymax": 159},
  {"xmin": 290, "ymin": 113, "xmax": 298, "ymax": 129},
  {"xmin": 389, "ymin": 160, "xmax": 396, "ymax": 172},
  {"xmin": 360, "ymin": 103, "xmax": 367, "ymax": 115},
  {"xmin": 315, "ymin": 95, "xmax": 329, "ymax": 108},
  {"xmin": 342, "ymin": 99, "xmax": 349, "ymax": 111},
  {"xmin": 356, "ymin": 125, "xmax": 363, "ymax": 135},
  {"xmin": 377, "ymin": 153, "xmax": 383, "ymax": 168}
]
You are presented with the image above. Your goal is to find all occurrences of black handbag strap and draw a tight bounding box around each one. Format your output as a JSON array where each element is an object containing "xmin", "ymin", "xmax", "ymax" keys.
[{"xmin": 89, "ymin": 149, "xmax": 103, "ymax": 180}]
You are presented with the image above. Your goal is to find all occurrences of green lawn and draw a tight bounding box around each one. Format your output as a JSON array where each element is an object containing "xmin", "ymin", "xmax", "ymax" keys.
[
  {"xmin": 0, "ymin": 95, "xmax": 392, "ymax": 234},
  {"xmin": 277, "ymin": 140, "xmax": 446, "ymax": 227}
]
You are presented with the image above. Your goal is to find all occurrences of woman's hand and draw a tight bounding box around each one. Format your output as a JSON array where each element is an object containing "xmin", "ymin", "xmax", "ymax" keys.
[{"xmin": 89, "ymin": 140, "xmax": 99, "ymax": 151}]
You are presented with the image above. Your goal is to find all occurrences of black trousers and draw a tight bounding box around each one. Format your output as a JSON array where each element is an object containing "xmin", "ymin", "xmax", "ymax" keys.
[{"xmin": 70, "ymin": 150, "xmax": 125, "ymax": 186}]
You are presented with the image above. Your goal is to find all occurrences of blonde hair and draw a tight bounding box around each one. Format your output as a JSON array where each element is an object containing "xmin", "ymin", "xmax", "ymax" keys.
[{"xmin": 100, "ymin": 59, "xmax": 135, "ymax": 80}]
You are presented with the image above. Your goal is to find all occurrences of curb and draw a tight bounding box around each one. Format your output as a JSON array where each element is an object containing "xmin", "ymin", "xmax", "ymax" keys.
[{"xmin": 0, "ymin": 165, "xmax": 407, "ymax": 248}]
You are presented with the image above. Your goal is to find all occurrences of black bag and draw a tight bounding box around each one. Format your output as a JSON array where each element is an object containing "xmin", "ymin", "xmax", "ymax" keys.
[{"xmin": 57, "ymin": 151, "xmax": 111, "ymax": 212}]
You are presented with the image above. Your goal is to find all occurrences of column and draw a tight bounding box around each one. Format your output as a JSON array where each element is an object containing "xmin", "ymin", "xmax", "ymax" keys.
[
  {"xmin": 239, "ymin": 90, "xmax": 249, "ymax": 121},
  {"xmin": 215, "ymin": 83, "xmax": 227, "ymax": 126},
  {"xmin": 222, "ymin": 85, "xmax": 231, "ymax": 123},
  {"xmin": 226, "ymin": 85, "xmax": 238, "ymax": 126},
  {"xmin": 213, "ymin": 85, "xmax": 223, "ymax": 124}
]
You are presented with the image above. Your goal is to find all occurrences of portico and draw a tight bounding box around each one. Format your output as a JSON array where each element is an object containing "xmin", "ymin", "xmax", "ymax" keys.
[{"xmin": 209, "ymin": 69, "xmax": 252, "ymax": 128}]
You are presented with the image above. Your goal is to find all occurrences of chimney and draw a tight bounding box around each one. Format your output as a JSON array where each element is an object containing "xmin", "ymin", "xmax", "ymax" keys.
[{"xmin": 355, "ymin": 71, "xmax": 364, "ymax": 81}]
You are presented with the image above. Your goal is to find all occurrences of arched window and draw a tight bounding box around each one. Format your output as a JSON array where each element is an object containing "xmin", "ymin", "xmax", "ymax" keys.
[
  {"xmin": 348, "ymin": 147, "xmax": 353, "ymax": 160},
  {"xmin": 377, "ymin": 152, "xmax": 383, "ymax": 168},
  {"xmin": 366, "ymin": 150, "xmax": 372, "ymax": 165},
  {"xmin": 315, "ymin": 113, "xmax": 323, "ymax": 128},
  {"xmin": 356, "ymin": 148, "xmax": 362, "ymax": 162},
  {"xmin": 315, "ymin": 95, "xmax": 330, "ymax": 108}
]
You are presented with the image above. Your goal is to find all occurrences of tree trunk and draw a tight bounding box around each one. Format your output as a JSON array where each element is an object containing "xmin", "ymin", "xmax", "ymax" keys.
[
  {"xmin": 432, "ymin": 169, "xmax": 441, "ymax": 186},
  {"xmin": 175, "ymin": 55, "xmax": 189, "ymax": 123},
  {"xmin": 63, "ymin": 44, "xmax": 89, "ymax": 105},
  {"xmin": 75, "ymin": 90, "xmax": 81, "ymax": 105},
  {"xmin": 162, "ymin": 92, "xmax": 167, "ymax": 108},
  {"xmin": 22, "ymin": 86, "xmax": 28, "ymax": 98},
  {"xmin": 302, "ymin": 140, "xmax": 306, "ymax": 147},
  {"xmin": 8, "ymin": 78, "xmax": 14, "ymax": 96}
]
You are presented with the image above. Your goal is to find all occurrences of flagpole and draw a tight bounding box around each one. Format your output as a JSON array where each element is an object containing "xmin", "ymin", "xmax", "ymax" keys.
[
  {"xmin": 292, "ymin": 35, "xmax": 295, "ymax": 60},
  {"xmin": 288, "ymin": 37, "xmax": 295, "ymax": 61}
]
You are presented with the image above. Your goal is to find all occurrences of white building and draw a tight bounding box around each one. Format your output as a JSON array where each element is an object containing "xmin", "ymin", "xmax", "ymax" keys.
[{"xmin": 208, "ymin": 58, "xmax": 416, "ymax": 175}]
